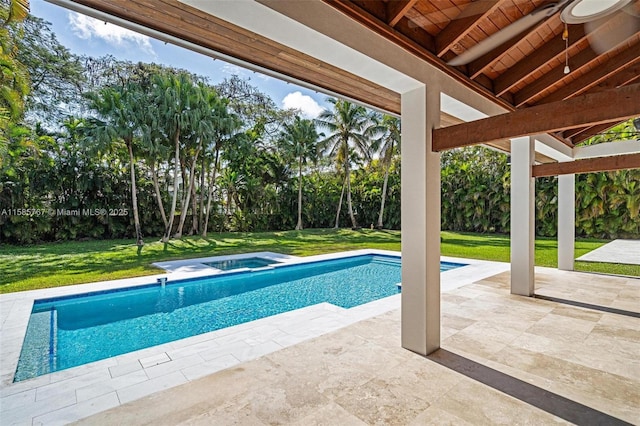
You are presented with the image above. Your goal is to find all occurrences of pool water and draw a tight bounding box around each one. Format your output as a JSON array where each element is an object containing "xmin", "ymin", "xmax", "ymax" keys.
[
  {"xmin": 204, "ymin": 256, "xmax": 281, "ymax": 270},
  {"xmin": 14, "ymin": 255, "xmax": 465, "ymax": 382}
]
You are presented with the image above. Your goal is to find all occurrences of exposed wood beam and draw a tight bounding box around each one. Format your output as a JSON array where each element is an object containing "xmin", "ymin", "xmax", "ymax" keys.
[
  {"xmin": 351, "ymin": 0, "xmax": 387, "ymax": 19},
  {"xmin": 587, "ymin": 62, "xmax": 640, "ymax": 93},
  {"xmin": 329, "ymin": 0, "xmax": 437, "ymax": 52},
  {"xmin": 514, "ymin": 33, "xmax": 640, "ymax": 107},
  {"xmin": 571, "ymin": 122, "xmax": 622, "ymax": 145},
  {"xmin": 432, "ymin": 84, "xmax": 640, "ymax": 151},
  {"xmin": 535, "ymin": 49, "xmax": 640, "ymax": 104},
  {"xmin": 435, "ymin": 0, "xmax": 501, "ymax": 57},
  {"xmin": 467, "ymin": 10, "xmax": 561, "ymax": 79},
  {"xmin": 563, "ymin": 118, "xmax": 624, "ymax": 142},
  {"xmin": 532, "ymin": 154, "xmax": 640, "ymax": 177},
  {"xmin": 563, "ymin": 125, "xmax": 597, "ymax": 141},
  {"xmin": 386, "ymin": 0, "xmax": 417, "ymax": 27},
  {"xmin": 324, "ymin": 0, "xmax": 516, "ymax": 111},
  {"xmin": 395, "ymin": 16, "xmax": 436, "ymax": 49},
  {"xmin": 494, "ymin": 21, "xmax": 587, "ymax": 96},
  {"xmin": 514, "ymin": 49, "xmax": 599, "ymax": 107}
]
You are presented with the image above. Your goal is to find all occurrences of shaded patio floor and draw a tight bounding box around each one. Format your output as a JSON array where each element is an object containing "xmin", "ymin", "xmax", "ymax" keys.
[{"xmin": 75, "ymin": 269, "xmax": 640, "ymax": 425}]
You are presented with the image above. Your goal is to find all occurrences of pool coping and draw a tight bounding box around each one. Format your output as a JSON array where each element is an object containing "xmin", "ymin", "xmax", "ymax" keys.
[{"xmin": 0, "ymin": 250, "xmax": 510, "ymax": 424}]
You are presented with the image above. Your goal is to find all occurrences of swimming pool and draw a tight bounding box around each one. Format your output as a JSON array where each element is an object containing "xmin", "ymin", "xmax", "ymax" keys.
[{"xmin": 14, "ymin": 255, "xmax": 465, "ymax": 382}]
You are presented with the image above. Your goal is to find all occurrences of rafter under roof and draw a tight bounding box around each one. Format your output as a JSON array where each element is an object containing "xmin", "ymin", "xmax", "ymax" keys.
[{"xmin": 324, "ymin": 0, "xmax": 640, "ymax": 146}]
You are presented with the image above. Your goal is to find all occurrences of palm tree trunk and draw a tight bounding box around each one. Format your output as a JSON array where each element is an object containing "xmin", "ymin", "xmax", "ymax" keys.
[
  {"xmin": 127, "ymin": 141, "xmax": 143, "ymax": 248},
  {"xmin": 189, "ymin": 180, "xmax": 198, "ymax": 235},
  {"xmin": 202, "ymin": 148, "xmax": 220, "ymax": 237},
  {"xmin": 295, "ymin": 156, "xmax": 303, "ymax": 230},
  {"xmin": 198, "ymin": 153, "xmax": 206, "ymax": 232},
  {"xmin": 346, "ymin": 163, "xmax": 358, "ymax": 228},
  {"xmin": 150, "ymin": 160, "xmax": 168, "ymax": 229},
  {"xmin": 377, "ymin": 161, "xmax": 390, "ymax": 229},
  {"xmin": 334, "ymin": 175, "xmax": 346, "ymax": 229},
  {"xmin": 175, "ymin": 147, "xmax": 202, "ymax": 238},
  {"xmin": 162, "ymin": 132, "xmax": 180, "ymax": 242}
]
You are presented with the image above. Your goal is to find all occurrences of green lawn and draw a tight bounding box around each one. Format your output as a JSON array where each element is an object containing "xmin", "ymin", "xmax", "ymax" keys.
[{"xmin": 0, "ymin": 229, "xmax": 637, "ymax": 294}]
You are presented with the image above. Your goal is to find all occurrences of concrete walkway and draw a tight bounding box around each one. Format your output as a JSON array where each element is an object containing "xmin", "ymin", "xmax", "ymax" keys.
[{"xmin": 577, "ymin": 239, "xmax": 640, "ymax": 265}]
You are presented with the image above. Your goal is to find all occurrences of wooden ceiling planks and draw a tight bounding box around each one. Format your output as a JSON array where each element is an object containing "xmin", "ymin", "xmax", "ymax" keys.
[
  {"xmin": 493, "ymin": 21, "xmax": 582, "ymax": 96},
  {"xmin": 468, "ymin": 9, "xmax": 560, "ymax": 79},
  {"xmin": 322, "ymin": 0, "xmax": 639, "ymax": 153},
  {"xmin": 537, "ymin": 48, "xmax": 640, "ymax": 105},
  {"xmin": 325, "ymin": 0, "xmax": 516, "ymax": 111},
  {"xmin": 325, "ymin": 0, "xmax": 638, "ymax": 120},
  {"xmin": 387, "ymin": 0, "xmax": 419, "ymax": 26},
  {"xmin": 435, "ymin": 0, "xmax": 501, "ymax": 57}
]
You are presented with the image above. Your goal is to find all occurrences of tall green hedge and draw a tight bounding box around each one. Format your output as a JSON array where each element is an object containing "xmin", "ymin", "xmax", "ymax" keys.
[{"xmin": 2, "ymin": 140, "xmax": 638, "ymax": 243}]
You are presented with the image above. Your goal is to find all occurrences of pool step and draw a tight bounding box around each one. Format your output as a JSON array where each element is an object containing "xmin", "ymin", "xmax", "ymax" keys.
[
  {"xmin": 13, "ymin": 309, "xmax": 55, "ymax": 382},
  {"xmin": 372, "ymin": 257, "xmax": 401, "ymax": 267}
]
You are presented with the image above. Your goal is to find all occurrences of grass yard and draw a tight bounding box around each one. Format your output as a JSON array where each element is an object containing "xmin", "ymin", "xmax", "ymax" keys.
[{"xmin": 0, "ymin": 229, "xmax": 637, "ymax": 294}]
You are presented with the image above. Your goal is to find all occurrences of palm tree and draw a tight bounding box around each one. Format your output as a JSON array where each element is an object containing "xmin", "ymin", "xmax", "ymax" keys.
[
  {"xmin": 173, "ymin": 83, "xmax": 228, "ymax": 238},
  {"xmin": 279, "ymin": 116, "xmax": 320, "ymax": 230},
  {"xmin": 316, "ymin": 98, "xmax": 371, "ymax": 229},
  {"xmin": 367, "ymin": 114, "xmax": 400, "ymax": 229},
  {"xmin": 85, "ymin": 85, "xmax": 144, "ymax": 249},
  {"xmin": 0, "ymin": 0, "xmax": 30, "ymax": 141},
  {"xmin": 3, "ymin": 0, "xmax": 29, "ymax": 24},
  {"xmin": 153, "ymin": 72, "xmax": 206, "ymax": 242}
]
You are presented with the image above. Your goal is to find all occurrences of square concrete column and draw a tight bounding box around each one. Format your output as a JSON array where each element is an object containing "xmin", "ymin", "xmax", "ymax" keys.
[
  {"xmin": 558, "ymin": 174, "xmax": 575, "ymax": 270},
  {"xmin": 510, "ymin": 136, "xmax": 535, "ymax": 296},
  {"xmin": 401, "ymin": 84, "xmax": 441, "ymax": 355}
]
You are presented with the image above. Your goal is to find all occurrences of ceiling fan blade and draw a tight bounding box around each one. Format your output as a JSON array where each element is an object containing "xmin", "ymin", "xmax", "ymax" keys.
[
  {"xmin": 585, "ymin": 10, "xmax": 640, "ymax": 54},
  {"xmin": 448, "ymin": 3, "xmax": 560, "ymax": 66},
  {"xmin": 623, "ymin": 0, "xmax": 640, "ymax": 18}
]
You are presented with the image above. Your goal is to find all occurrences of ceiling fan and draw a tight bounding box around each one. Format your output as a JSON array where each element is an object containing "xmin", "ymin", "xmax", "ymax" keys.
[{"xmin": 447, "ymin": 0, "xmax": 639, "ymax": 66}]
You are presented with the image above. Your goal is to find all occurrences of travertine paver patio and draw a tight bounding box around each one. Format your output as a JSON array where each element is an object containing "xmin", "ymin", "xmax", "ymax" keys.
[
  {"xmin": 74, "ymin": 268, "xmax": 639, "ymax": 425},
  {"xmin": 0, "ymin": 252, "xmax": 508, "ymax": 425}
]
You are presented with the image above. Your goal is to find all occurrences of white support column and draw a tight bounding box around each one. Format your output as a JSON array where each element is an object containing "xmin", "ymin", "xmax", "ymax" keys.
[
  {"xmin": 558, "ymin": 174, "xmax": 575, "ymax": 270},
  {"xmin": 401, "ymin": 84, "xmax": 441, "ymax": 355},
  {"xmin": 510, "ymin": 136, "xmax": 535, "ymax": 296}
]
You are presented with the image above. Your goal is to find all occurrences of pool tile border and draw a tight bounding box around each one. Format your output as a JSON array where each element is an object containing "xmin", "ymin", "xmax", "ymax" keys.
[{"xmin": 0, "ymin": 250, "xmax": 509, "ymax": 424}]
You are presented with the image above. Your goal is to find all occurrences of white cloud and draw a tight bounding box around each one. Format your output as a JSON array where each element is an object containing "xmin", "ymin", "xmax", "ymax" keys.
[
  {"xmin": 68, "ymin": 13, "xmax": 155, "ymax": 56},
  {"xmin": 221, "ymin": 63, "xmax": 248, "ymax": 77},
  {"xmin": 221, "ymin": 63, "xmax": 271, "ymax": 81},
  {"xmin": 282, "ymin": 91, "xmax": 324, "ymax": 119}
]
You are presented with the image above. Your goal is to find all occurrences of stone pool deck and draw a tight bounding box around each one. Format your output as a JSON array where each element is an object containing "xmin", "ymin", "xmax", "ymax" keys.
[
  {"xmin": 0, "ymin": 251, "xmax": 509, "ymax": 424},
  {"xmin": 75, "ymin": 268, "xmax": 640, "ymax": 425},
  {"xmin": 2, "ymin": 258, "xmax": 637, "ymax": 424}
]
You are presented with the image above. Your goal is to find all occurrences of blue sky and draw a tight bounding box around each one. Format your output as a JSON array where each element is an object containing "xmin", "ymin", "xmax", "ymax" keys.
[{"xmin": 30, "ymin": 0, "xmax": 329, "ymax": 118}]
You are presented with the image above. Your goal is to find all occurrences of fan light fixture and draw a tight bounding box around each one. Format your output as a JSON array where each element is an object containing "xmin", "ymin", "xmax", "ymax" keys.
[
  {"xmin": 560, "ymin": 0, "xmax": 632, "ymax": 24},
  {"xmin": 563, "ymin": 23, "xmax": 570, "ymax": 74}
]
